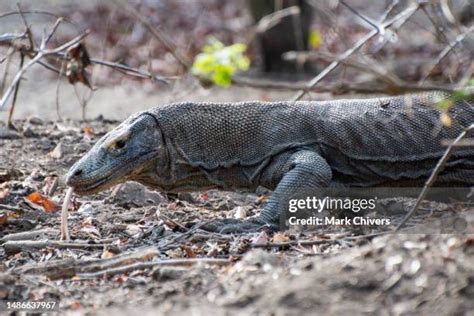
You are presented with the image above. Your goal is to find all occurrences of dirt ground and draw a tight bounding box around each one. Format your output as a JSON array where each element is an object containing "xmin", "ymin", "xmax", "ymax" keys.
[
  {"xmin": 0, "ymin": 99, "xmax": 473, "ymax": 315},
  {"xmin": 1, "ymin": 1, "xmax": 474, "ymax": 315}
]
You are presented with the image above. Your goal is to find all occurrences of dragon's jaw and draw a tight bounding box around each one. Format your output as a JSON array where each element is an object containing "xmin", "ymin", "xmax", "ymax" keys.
[{"xmin": 66, "ymin": 151, "xmax": 158, "ymax": 195}]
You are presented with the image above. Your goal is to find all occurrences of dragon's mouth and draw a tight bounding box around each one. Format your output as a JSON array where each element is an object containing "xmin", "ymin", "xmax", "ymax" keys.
[
  {"xmin": 71, "ymin": 173, "xmax": 119, "ymax": 195},
  {"xmin": 67, "ymin": 151, "xmax": 158, "ymax": 195}
]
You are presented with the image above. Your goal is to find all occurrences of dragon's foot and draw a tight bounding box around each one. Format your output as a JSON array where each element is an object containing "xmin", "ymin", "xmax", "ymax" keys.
[{"xmin": 199, "ymin": 217, "xmax": 278, "ymax": 234}]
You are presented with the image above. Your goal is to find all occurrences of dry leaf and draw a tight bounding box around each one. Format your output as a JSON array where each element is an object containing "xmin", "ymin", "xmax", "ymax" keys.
[
  {"xmin": 256, "ymin": 195, "xmax": 268, "ymax": 204},
  {"xmin": 466, "ymin": 236, "xmax": 474, "ymax": 246},
  {"xmin": 200, "ymin": 191, "xmax": 209, "ymax": 201},
  {"xmin": 0, "ymin": 212, "xmax": 7, "ymax": 224},
  {"xmin": 26, "ymin": 192, "xmax": 59, "ymax": 213},
  {"xmin": 82, "ymin": 127, "xmax": 94, "ymax": 136},
  {"xmin": 181, "ymin": 245, "xmax": 196, "ymax": 258},
  {"xmin": 101, "ymin": 248, "xmax": 116, "ymax": 259},
  {"xmin": 66, "ymin": 43, "xmax": 92, "ymax": 89},
  {"xmin": 251, "ymin": 231, "xmax": 269, "ymax": 245},
  {"xmin": 272, "ymin": 232, "xmax": 290, "ymax": 243},
  {"xmin": 69, "ymin": 301, "xmax": 82, "ymax": 310}
]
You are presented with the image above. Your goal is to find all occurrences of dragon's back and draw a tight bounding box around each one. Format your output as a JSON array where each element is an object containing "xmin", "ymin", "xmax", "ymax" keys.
[{"xmin": 151, "ymin": 91, "xmax": 474, "ymax": 170}]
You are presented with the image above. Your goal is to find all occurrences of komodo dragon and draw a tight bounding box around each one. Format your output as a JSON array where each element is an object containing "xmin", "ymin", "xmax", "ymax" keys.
[{"xmin": 66, "ymin": 91, "xmax": 474, "ymax": 233}]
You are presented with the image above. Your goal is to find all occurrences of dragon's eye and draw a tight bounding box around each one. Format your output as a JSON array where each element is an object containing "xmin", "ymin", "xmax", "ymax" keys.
[{"xmin": 115, "ymin": 139, "xmax": 126, "ymax": 149}]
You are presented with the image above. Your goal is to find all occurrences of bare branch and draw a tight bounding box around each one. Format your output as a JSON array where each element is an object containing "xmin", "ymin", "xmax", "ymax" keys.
[
  {"xmin": 251, "ymin": 231, "xmax": 392, "ymax": 248},
  {"xmin": 0, "ymin": 31, "xmax": 89, "ymax": 110},
  {"xmin": 0, "ymin": 33, "xmax": 26, "ymax": 45},
  {"xmin": 292, "ymin": 3, "xmax": 421, "ymax": 101},
  {"xmin": 0, "ymin": 228, "xmax": 58, "ymax": 242},
  {"xmin": 379, "ymin": 0, "xmax": 400, "ymax": 22},
  {"xmin": 340, "ymin": 0, "xmax": 382, "ymax": 32},
  {"xmin": 55, "ymin": 58, "xmax": 66, "ymax": 120},
  {"xmin": 232, "ymin": 75, "xmax": 456, "ymax": 95},
  {"xmin": 395, "ymin": 123, "xmax": 474, "ymax": 231},
  {"xmin": 87, "ymin": 57, "xmax": 171, "ymax": 83},
  {"xmin": 0, "ymin": 10, "xmax": 79, "ymax": 28},
  {"xmin": 43, "ymin": 17, "xmax": 64, "ymax": 47},
  {"xmin": 283, "ymin": 50, "xmax": 403, "ymax": 87},
  {"xmin": 6, "ymin": 52, "xmax": 24, "ymax": 128},
  {"xmin": 113, "ymin": 0, "xmax": 192, "ymax": 70},
  {"xmin": 10, "ymin": 247, "xmax": 229, "ymax": 280},
  {"xmin": 256, "ymin": 6, "xmax": 300, "ymax": 33},
  {"xmin": 16, "ymin": 3, "xmax": 35, "ymax": 50},
  {"xmin": 420, "ymin": 25, "xmax": 474, "ymax": 83},
  {"xmin": 0, "ymin": 48, "xmax": 14, "ymax": 95}
]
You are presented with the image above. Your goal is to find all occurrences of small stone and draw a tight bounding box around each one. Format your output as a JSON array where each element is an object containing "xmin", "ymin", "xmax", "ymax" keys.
[
  {"xmin": 403, "ymin": 259, "xmax": 421, "ymax": 276},
  {"xmin": 22, "ymin": 127, "xmax": 38, "ymax": 138},
  {"xmin": 48, "ymin": 143, "xmax": 64, "ymax": 159},
  {"xmin": 0, "ymin": 168, "xmax": 22, "ymax": 182},
  {"xmin": 107, "ymin": 182, "xmax": 164, "ymax": 208},
  {"xmin": 0, "ymin": 128, "xmax": 20, "ymax": 139},
  {"xmin": 216, "ymin": 200, "xmax": 230, "ymax": 211},
  {"xmin": 27, "ymin": 116, "xmax": 43, "ymax": 125},
  {"xmin": 125, "ymin": 224, "xmax": 142, "ymax": 237},
  {"xmin": 176, "ymin": 192, "xmax": 196, "ymax": 203},
  {"xmin": 152, "ymin": 267, "xmax": 187, "ymax": 281},
  {"xmin": 233, "ymin": 206, "xmax": 248, "ymax": 219},
  {"xmin": 385, "ymin": 255, "xmax": 403, "ymax": 273},
  {"xmin": 77, "ymin": 203, "xmax": 94, "ymax": 215}
]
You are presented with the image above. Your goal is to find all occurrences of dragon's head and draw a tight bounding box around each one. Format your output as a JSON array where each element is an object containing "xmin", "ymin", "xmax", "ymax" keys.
[{"xmin": 66, "ymin": 112, "xmax": 163, "ymax": 195}]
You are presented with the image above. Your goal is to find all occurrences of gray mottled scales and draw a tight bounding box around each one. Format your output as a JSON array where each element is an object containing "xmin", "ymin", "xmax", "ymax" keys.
[{"xmin": 66, "ymin": 91, "xmax": 474, "ymax": 232}]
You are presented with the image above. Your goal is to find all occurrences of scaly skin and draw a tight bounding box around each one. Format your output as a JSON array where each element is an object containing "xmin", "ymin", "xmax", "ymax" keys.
[{"xmin": 66, "ymin": 91, "xmax": 474, "ymax": 233}]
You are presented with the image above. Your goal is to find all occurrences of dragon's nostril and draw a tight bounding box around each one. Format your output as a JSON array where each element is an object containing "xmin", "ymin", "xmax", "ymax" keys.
[{"xmin": 73, "ymin": 169, "xmax": 83, "ymax": 177}]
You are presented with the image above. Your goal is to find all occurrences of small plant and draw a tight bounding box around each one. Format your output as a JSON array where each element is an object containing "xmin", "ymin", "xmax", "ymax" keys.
[
  {"xmin": 192, "ymin": 37, "xmax": 250, "ymax": 87},
  {"xmin": 436, "ymin": 78, "xmax": 473, "ymax": 127},
  {"xmin": 436, "ymin": 79, "xmax": 473, "ymax": 111},
  {"xmin": 308, "ymin": 30, "xmax": 322, "ymax": 49}
]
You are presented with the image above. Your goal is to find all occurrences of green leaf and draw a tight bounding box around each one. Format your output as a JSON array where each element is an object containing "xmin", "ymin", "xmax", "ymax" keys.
[
  {"xmin": 309, "ymin": 30, "xmax": 322, "ymax": 49},
  {"xmin": 212, "ymin": 64, "xmax": 233, "ymax": 87},
  {"xmin": 191, "ymin": 38, "xmax": 250, "ymax": 87},
  {"xmin": 436, "ymin": 99, "xmax": 453, "ymax": 111}
]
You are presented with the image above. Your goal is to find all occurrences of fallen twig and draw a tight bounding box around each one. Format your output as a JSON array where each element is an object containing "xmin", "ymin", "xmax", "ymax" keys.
[
  {"xmin": 252, "ymin": 238, "xmax": 336, "ymax": 248},
  {"xmin": 252, "ymin": 231, "xmax": 392, "ymax": 248},
  {"xmin": 13, "ymin": 246, "xmax": 158, "ymax": 279},
  {"xmin": 395, "ymin": 123, "xmax": 474, "ymax": 231},
  {"xmin": 3, "ymin": 239, "xmax": 121, "ymax": 255},
  {"xmin": 0, "ymin": 203, "xmax": 23, "ymax": 212},
  {"xmin": 75, "ymin": 258, "xmax": 231, "ymax": 280},
  {"xmin": 0, "ymin": 228, "xmax": 58, "ymax": 242},
  {"xmin": 61, "ymin": 187, "xmax": 74, "ymax": 241}
]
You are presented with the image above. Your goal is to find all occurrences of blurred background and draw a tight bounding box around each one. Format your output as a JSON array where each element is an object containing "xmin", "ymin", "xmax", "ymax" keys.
[{"xmin": 0, "ymin": 0, "xmax": 472, "ymax": 121}]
